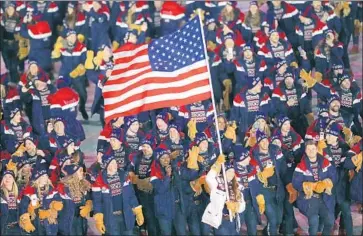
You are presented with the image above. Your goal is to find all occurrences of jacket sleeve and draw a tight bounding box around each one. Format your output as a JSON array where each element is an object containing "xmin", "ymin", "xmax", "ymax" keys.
[
  {"xmin": 292, "ymin": 163, "xmax": 305, "ymax": 192},
  {"xmin": 150, "ymin": 176, "xmax": 171, "ymax": 194},
  {"xmin": 91, "ymin": 174, "xmax": 105, "ymax": 214}
]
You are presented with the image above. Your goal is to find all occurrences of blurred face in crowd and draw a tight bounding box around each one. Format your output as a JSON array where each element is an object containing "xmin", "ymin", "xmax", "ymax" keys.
[
  {"xmin": 67, "ymin": 33, "xmax": 77, "ymax": 46},
  {"xmin": 326, "ymin": 32, "xmax": 335, "ymax": 43},
  {"xmin": 38, "ymin": 174, "xmax": 49, "ymax": 188},
  {"xmin": 141, "ymin": 144, "xmax": 153, "ymax": 157},
  {"xmin": 92, "ymin": 1, "xmax": 101, "ymax": 11},
  {"xmin": 237, "ymin": 156, "xmax": 251, "ymax": 167},
  {"xmin": 334, "ymin": 68, "xmax": 343, "ymax": 76},
  {"xmin": 159, "ymin": 154, "xmax": 171, "ymax": 167},
  {"xmin": 34, "ymin": 80, "xmax": 47, "ymax": 91},
  {"xmin": 12, "ymin": 111, "xmax": 21, "ymax": 124},
  {"xmin": 225, "ymin": 38, "xmax": 234, "ymax": 49},
  {"xmin": 326, "ymin": 133, "xmax": 338, "ymax": 145},
  {"xmin": 107, "ymin": 160, "xmax": 118, "ymax": 175},
  {"xmin": 67, "ymin": 6, "xmax": 74, "ymax": 15},
  {"xmin": 270, "ymin": 32, "xmax": 279, "ymax": 44},
  {"xmin": 217, "ymin": 117, "xmax": 226, "ymax": 131},
  {"xmin": 54, "ymin": 121, "xmax": 65, "ymax": 135},
  {"xmin": 22, "ymin": 164, "xmax": 32, "ymax": 176},
  {"xmin": 76, "ymin": 167, "xmax": 84, "ymax": 180},
  {"xmin": 243, "ymin": 49, "xmax": 253, "ymax": 60},
  {"xmin": 2, "ymin": 174, "xmax": 14, "ymax": 190},
  {"xmin": 67, "ymin": 142, "xmax": 75, "ymax": 156},
  {"xmin": 226, "ymin": 169, "xmax": 235, "ymax": 182},
  {"xmin": 47, "ymin": 121, "xmax": 53, "ymax": 133},
  {"xmin": 208, "ymin": 22, "xmax": 216, "ymax": 31},
  {"xmin": 97, "ymin": 152, "xmax": 103, "ymax": 164},
  {"xmin": 103, "ymin": 46, "xmax": 112, "ymax": 60},
  {"xmin": 198, "ymin": 140, "xmax": 209, "ymax": 153},
  {"xmin": 278, "ymin": 64, "xmax": 287, "ymax": 74},
  {"xmin": 129, "ymin": 121, "xmax": 140, "ymax": 134},
  {"xmin": 128, "ymin": 33, "xmax": 137, "ymax": 44},
  {"xmin": 305, "ymin": 143, "xmax": 317, "ymax": 160},
  {"xmin": 154, "ymin": 1, "xmax": 163, "ymax": 10},
  {"xmin": 255, "ymin": 118, "xmax": 266, "ymax": 131},
  {"xmin": 6, "ymin": 6, "xmax": 15, "ymax": 17},
  {"xmin": 169, "ymin": 128, "xmax": 180, "ymax": 142},
  {"xmin": 156, "ymin": 118, "xmax": 168, "ymax": 131},
  {"xmin": 29, "ymin": 64, "xmax": 38, "ymax": 76},
  {"xmin": 112, "ymin": 117, "xmax": 124, "ymax": 128},
  {"xmin": 284, "ymin": 76, "xmax": 294, "ymax": 89},
  {"xmin": 249, "ymin": 4, "xmax": 258, "ymax": 15},
  {"xmin": 251, "ymin": 81, "xmax": 262, "ymax": 94},
  {"xmin": 272, "ymin": 138, "xmax": 282, "ymax": 148},
  {"xmin": 281, "ymin": 120, "xmax": 291, "ymax": 133},
  {"xmin": 110, "ymin": 137, "xmax": 122, "ymax": 150},
  {"xmin": 312, "ymin": 1, "xmax": 322, "ymax": 11},
  {"xmin": 341, "ymin": 79, "xmax": 351, "ymax": 90},
  {"xmin": 329, "ymin": 100, "xmax": 341, "ymax": 112},
  {"xmin": 25, "ymin": 139, "xmax": 37, "ymax": 155},
  {"xmin": 272, "ymin": 1, "xmax": 281, "ymax": 7},
  {"xmin": 259, "ymin": 138, "xmax": 269, "ymax": 151}
]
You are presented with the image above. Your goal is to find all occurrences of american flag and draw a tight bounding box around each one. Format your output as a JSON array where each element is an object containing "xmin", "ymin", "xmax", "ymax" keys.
[{"xmin": 103, "ymin": 16, "xmax": 211, "ymax": 123}]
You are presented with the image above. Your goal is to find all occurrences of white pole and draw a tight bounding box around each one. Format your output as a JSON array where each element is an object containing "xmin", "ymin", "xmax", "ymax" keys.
[{"xmin": 197, "ymin": 9, "xmax": 233, "ymax": 222}]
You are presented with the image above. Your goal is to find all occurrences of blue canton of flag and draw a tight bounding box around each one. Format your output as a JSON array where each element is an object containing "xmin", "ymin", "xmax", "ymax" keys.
[{"xmin": 148, "ymin": 16, "xmax": 206, "ymax": 72}]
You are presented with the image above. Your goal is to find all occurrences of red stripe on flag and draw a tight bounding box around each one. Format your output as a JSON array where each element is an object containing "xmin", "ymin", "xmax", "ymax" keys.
[{"xmin": 105, "ymin": 92, "xmax": 211, "ymax": 122}]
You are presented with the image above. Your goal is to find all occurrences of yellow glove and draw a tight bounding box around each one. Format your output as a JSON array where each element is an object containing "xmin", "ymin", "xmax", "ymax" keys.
[
  {"xmin": 207, "ymin": 40, "xmax": 217, "ymax": 51},
  {"xmin": 12, "ymin": 144, "xmax": 26, "ymax": 157},
  {"xmin": 76, "ymin": 64, "xmax": 86, "ymax": 76},
  {"xmin": 315, "ymin": 72, "xmax": 323, "ymax": 83},
  {"xmin": 28, "ymin": 202, "xmax": 40, "ymax": 220},
  {"xmin": 69, "ymin": 68, "xmax": 79, "ymax": 78},
  {"xmin": 223, "ymin": 79, "xmax": 232, "ymax": 92},
  {"xmin": 343, "ymin": 127, "xmax": 353, "ymax": 141},
  {"xmin": 112, "ymin": 41, "xmax": 120, "ymax": 51},
  {"xmin": 187, "ymin": 146, "xmax": 199, "ymax": 170},
  {"xmin": 352, "ymin": 152, "xmax": 362, "ymax": 172},
  {"xmin": 286, "ymin": 183, "xmax": 298, "ymax": 203},
  {"xmin": 93, "ymin": 50, "xmax": 104, "ymax": 67},
  {"xmin": 19, "ymin": 213, "xmax": 36, "ymax": 233},
  {"xmin": 80, "ymin": 200, "xmax": 93, "ymax": 218},
  {"xmin": 342, "ymin": 2, "xmax": 351, "ymax": 17},
  {"xmin": 132, "ymin": 206, "xmax": 145, "ymax": 226},
  {"xmin": 94, "ymin": 213, "xmax": 106, "ymax": 234},
  {"xmin": 257, "ymin": 166, "xmax": 275, "ymax": 187},
  {"xmin": 129, "ymin": 24, "xmax": 142, "ymax": 34},
  {"xmin": 245, "ymin": 135, "xmax": 257, "ymax": 148},
  {"xmin": 303, "ymin": 182, "xmax": 316, "ymax": 199},
  {"xmin": 224, "ymin": 122, "xmax": 237, "ymax": 143},
  {"xmin": 256, "ymin": 194, "xmax": 265, "ymax": 214},
  {"xmin": 129, "ymin": 172, "xmax": 139, "ymax": 184},
  {"xmin": 300, "ymin": 69, "xmax": 316, "ymax": 88},
  {"xmin": 38, "ymin": 209, "xmax": 51, "ymax": 220},
  {"xmin": 313, "ymin": 181, "xmax": 326, "ymax": 193},
  {"xmin": 77, "ymin": 34, "xmax": 85, "ymax": 43},
  {"xmin": 323, "ymin": 178, "xmax": 333, "ymax": 195},
  {"xmin": 18, "ymin": 38, "xmax": 29, "ymax": 60},
  {"xmin": 211, "ymin": 154, "xmax": 225, "ymax": 173},
  {"xmin": 290, "ymin": 61, "xmax": 298, "ymax": 68},
  {"xmin": 50, "ymin": 201, "xmax": 63, "ymax": 211},
  {"xmin": 6, "ymin": 159, "xmax": 17, "ymax": 172},
  {"xmin": 317, "ymin": 139, "xmax": 327, "ymax": 156},
  {"xmin": 85, "ymin": 50, "xmax": 95, "ymax": 70},
  {"xmin": 51, "ymin": 38, "xmax": 64, "ymax": 59},
  {"xmin": 187, "ymin": 118, "xmax": 197, "ymax": 140},
  {"xmin": 190, "ymin": 178, "xmax": 203, "ymax": 196},
  {"xmin": 223, "ymin": 89, "xmax": 231, "ymax": 111},
  {"xmin": 226, "ymin": 201, "xmax": 239, "ymax": 218},
  {"xmin": 136, "ymin": 177, "xmax": 153, "ymax": 192},
  {"xmin": 199, "ymin": 175, "xmax": 211, "ymax": 194}
]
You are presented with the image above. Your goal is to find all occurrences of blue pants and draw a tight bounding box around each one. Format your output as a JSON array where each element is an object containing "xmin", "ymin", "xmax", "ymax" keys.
[
  {"xmin": 107, "ymin": 214, "xmax": 133, "ymax": 236},
  {"xmin": 71, "ymin": 215, "xmax": 87, "ymax": 236},
  {"xmin": 137, "ymin": 190, "xmax": 158, "ymax": 236},
  {"xmin": 240, "ymin": 199, "xmax": 258, "ymax": 235},
  {"xmin": 335, "ymin": 200, "xmax": 353, "ymax": 236},
  {"xmin": 261, "ymin": 188, "xmax": 283, "ymax": 236},
  {"xmin": 307, "ymin": 198, "xmax": 334, "ymax": 236},
  {"xmin": 215, "ymin": 217, "xmax": 239, "ymax": 236},
  {"xmin": 173, "ymin": 202, "xmax": 187, "ymax": 235},
  {"xmin": 283, "ymin": 192, "xmax": 297, "ymax": 235},
  {"xmin": 2, "ymin": 224, "xmax": 21, "ymax": 236},
  {"xmin": 157, "ymin": 218, "xmax": 172, "ymax": 235}
]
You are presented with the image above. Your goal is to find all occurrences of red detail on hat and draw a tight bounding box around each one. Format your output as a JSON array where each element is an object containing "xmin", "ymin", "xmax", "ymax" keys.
[
  {"xmin": 28, "ymin": 21, "xmax": 51, "ymax": 35},
  {"xmin": 47, "ymin": 87, "xmax": 79, "ymax": 108},
  {"xmin": 161, "ymin": 1, "xmax": 185, "ymax": 16}
]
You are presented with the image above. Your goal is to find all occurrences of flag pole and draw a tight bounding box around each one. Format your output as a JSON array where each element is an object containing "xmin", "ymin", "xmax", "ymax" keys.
[{"xmin": 197, "ymin": 9, "xmax": 233, "ymax": 222}]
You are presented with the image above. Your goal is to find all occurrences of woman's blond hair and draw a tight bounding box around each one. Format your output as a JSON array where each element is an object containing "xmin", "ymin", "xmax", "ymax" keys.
[
  {"xmin": 221, "ymin": 7, "xmax": 235, "ymax": 23},
  {"xmin": 32, "ymin": 177, "xmax": 53, "ymax": 198},
  {"xmin": 1, "ymin": 176, "xmax": 19, "ymax": 200},
  {"xmin": 61, "ymin": 173, "xmax": 90, "ymax": 200}
]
